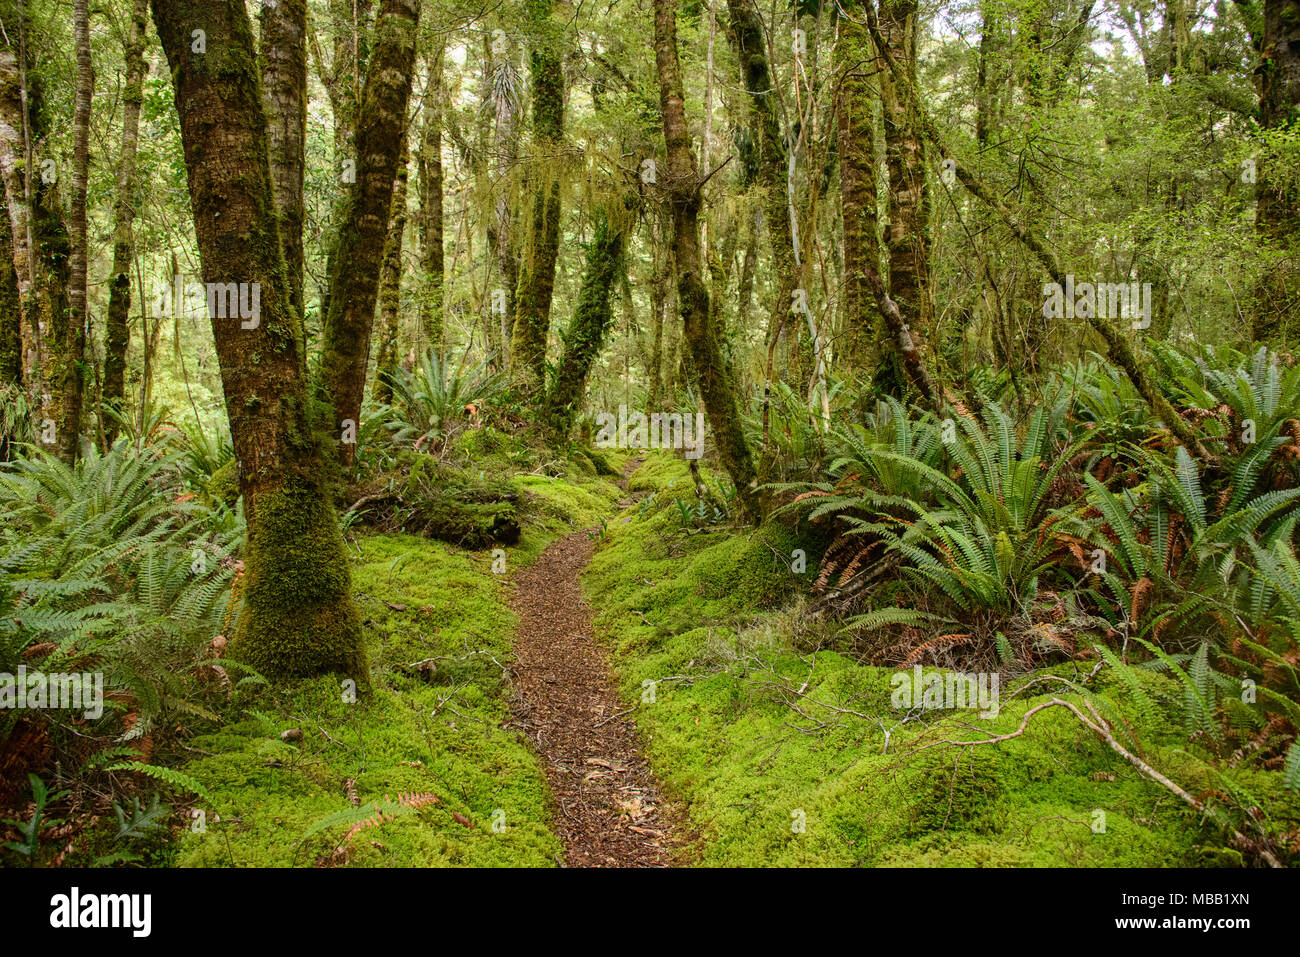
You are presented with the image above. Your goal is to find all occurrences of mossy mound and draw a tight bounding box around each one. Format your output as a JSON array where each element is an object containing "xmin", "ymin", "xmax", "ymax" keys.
[
  {"xmin": 205, "ymin": 457, "xmax": 240, "ymax": 508},
  {"xmin": 349, "ymin": 454, "xmax": 521, "ymax": 548},
  {"xmin": 232, "ymin": 484, "xmax": 367, "ymax": 681},
  {"xmin": 177, "ymin": 533, "xmax": 561, "ymax": 867},
  {"xmin": 575, "ymin": 453, "xmax": 1293, "ymax": 867}
]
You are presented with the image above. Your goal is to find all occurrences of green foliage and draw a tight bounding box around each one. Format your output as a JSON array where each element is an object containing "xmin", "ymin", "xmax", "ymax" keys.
[{"xmin": 379, "ymin": 349, "xmax": 505, "ymax": 452}]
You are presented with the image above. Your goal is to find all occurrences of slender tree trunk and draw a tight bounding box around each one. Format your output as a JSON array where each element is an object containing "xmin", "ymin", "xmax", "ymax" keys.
[
  {"xmin": 102, "ymin": 0, "xmax": 150, "ymax": 443},
  {"xmin": 63, "ymin": 0, "xmax": 93, "ymax": 461},
  {"xmin": 417, "ymin": 49, "xmax": 444, "ymax": 353},
  {"xmin": 489, "ymin": 32, "xmax": 521, "ymax": 359},
  {"xmin": 260, "ymin": 0, "xmax": 309, "ymax": 331},
  {"xmin": 0, "ymin": 48, "xmax": 38, "ymax": 406},
  {"xmin": 542, "ymin": 209, "xmax": 624, "ymax": 433},
  {"xmin": 837, "ymin": 1, "xmax": 882, "ymax": 367},
  {"xmin": 151, "ymin": 0, "xmax": 367, "ymax": 680},
  {"xmin": 1253, "ymin": 0, "xmax": 1300, "ymax": 341},
  {"xmin": 654, "ymin": 0, "xmax": 760, "ymax": 522},
  {"xmin": 314, "ymin": 0, "xmax": 375, "ymax": 330},
  {"xmin": 0, "ymin": 191, "xmax": 18, "ymax": 391},
  {"xmin": 374, "ymin": 130, "xmax": 409, "ymax": 403},
  {"xmin": 510, "ymin": 0, "xmax": 565, "ymax": 394},
  {"xmin": 877, "ymin": 0, "xmax": 932, "ymax": 358},
  {"xmin": 725, "ymin": 0, "xmax": 800, "ymax": 368},
  {"xmin": 319, "ymin": 0, "xmax": 421, "ymax": 467}
]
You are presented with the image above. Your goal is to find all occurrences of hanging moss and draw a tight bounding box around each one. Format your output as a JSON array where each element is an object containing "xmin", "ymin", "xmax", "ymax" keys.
[
  {"xmin": 231, "ymin": 484, "xmax": 368, "ymax": 681},
  {"xmin": 542, "ymin": 211, "xmax": 625, "ymax": 435}
]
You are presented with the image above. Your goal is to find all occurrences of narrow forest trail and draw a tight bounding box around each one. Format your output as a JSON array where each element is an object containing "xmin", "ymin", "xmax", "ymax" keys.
[{"xmin": 506, "ymin": 466, "xmax": 681, "ymax": 867}]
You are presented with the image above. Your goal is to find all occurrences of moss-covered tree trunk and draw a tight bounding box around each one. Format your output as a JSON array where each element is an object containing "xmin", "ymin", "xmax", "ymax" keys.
[
  {"xmin": 542, "ymin": 209, "xmax": 625, "ymax": 434},
  {"xmin": 102, "ymin": 0, "xmax": 149, "ymax": 444},
  {"xmin": 315, "ymin": 0, "xmax": 375, "ymax": 333},
  {"xmin": 0, "ymin": 192, "xmax": 19, "ymax": 396},
  {"xmin": 318, "ymin": 0, "xmax": 421, "ymax": 468},
  {"xmin": 62, "ymin": 0, "xmax": 92, "ymax": 462},
  {"xmin": 1252, "ymin": 0, "xmax": 1300, "ymax": 342},
  {"xmin": 151, "ymin": 0, "xmax": 367, "ymax": 681},
  {"xmin": 725, "ymin": 0, "xmax": 800, "ymax": 375},
  {"xmin": 836, "ymin": 1, "xmax": 882, "ymax": 367},
  {"xmin": 654, "ymin": 0, "xmax": 760, "ymax": 522},
  {"xmin": 260, "ymin": 0, "xmax": 309, "ymax": 336},
  {"xmin": 416, "ymin": 49, "xmax": 444, "ymax": 354},
  {"xmin": 0, "ymin": 62, "xmax": 32, "ymax": 401},
  {"xmin": 878, "ymin": 0, "xmax": 932, "ymax": 358},
  {"xmin": 509, "ymin": 0, "xmax": 565, "ymax": 395},
  {"xmin": 375, "ymin": 131, "xmax": 410, "ymax": 403},
  {"xmin": 488, "ymin": 33, "xmax": 521, "ymax": 361}
]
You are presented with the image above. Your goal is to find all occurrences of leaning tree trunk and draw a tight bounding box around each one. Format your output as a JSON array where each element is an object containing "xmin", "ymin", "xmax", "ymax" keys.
[
  {"xmin": 509, "ymin": 0, "xmax": 565, "ymax": 395},
  {"xmin": 653, "ymin": 0, "xmax": 760, "ymax": 522},
  {"xmin": 319, "ymin": 0, "xmax": 421, "ymax": 467},
  {"xmin": 541, "ymin": 209, "xmax": 625, "ymax": 434},
  {"xmin": 151, "ymin": 0, "xmax": 367, "ymax": 680},
  {"xmin": 102, "ymin": 0, "xmax": 149, "ymax": 443},
  {"xmin": 63, "ymin": 0, "xmax": 93, "ymax": 461}
]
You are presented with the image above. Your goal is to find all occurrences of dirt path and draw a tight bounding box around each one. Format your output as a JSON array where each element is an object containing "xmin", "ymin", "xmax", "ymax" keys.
[{"xmin": 507, "ymin": 511, "xmax": 678, "ymax": 867}]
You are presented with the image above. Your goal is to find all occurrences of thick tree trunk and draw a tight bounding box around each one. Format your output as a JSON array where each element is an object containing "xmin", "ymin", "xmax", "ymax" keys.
[
  {"xmin": 151, "ymin": 0, "xmax": 367, "ymax": 680},
  {"xmin": 319, "ymin": 0, "xmax": 421, "ymax": 467},
  {"xmin": 375, "ymin": 131, "xmax": 410, "ymax": 403},
  {"xmin": 510, "ymin": 0, "xmax": 565, "ymax": 394},
  {"xmin": 102, "ymin": 0, "xmax": 150, "ymax": 443},
  {"xmin": 542, "ymin": 209, "xmax": 624, "ymax": 433},
  {"xmin": 654, "ymin": 0, "xmax": 760, "ymax": 522},
  {"xmin": 63, "ymin": 0, "xmax": 93, "ymax": 461},
  {"xmin": 836, "ymin": 2, "xmax": 882, "ymax": 366},
  {"xmin": 877, "ymin": 0, "xmax": 932, "ymax": 357},
  {"xmin": 417, "ymin": 50, "xmax": 444, "ymax": 353}
]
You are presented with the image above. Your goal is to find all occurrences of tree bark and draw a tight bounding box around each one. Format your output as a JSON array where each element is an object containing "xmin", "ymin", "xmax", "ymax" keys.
[
  {"xmin": 0, "ymin": 48, "xmax": 38, "ymax": 406},
  {"xmin": 417, "ymin": 49, "xmax": 445, "ymax": 353},
  {"xmin": 64, "ymin": 0, "xmax": 93, "ymax": 461},
  {"xmin": 1252, "ymin": 0, "xmax": 1300, "ymax": 341},
  {"xmin": 725, "ymin": 0, "xmax": 800, "ymax": 366},
  {"xmin": 488, "ymin": 32, "xmax": 521, "ymax": 359},
  {"xmin": 836, "ymin": 1, "xmax": 882, "ymax": 366},
  {"xmin": 542, "ymin": 209, "xmax": 625, "ymax": 433},
  {"xmin": 319, "ymin": 0, "xmax": 421, "ymax": 467},
  {"xmin": 877, "ymin": 0, "xmax": 932, "ymax": 356},
  {"xmin": 375, "ymin": 130, "xmax": 410, "ymax": 403},
  {"xmin": 102, "ymin": 0, "xmax": 150, "ymax": 443},
  {"xmin": 654, "ymin": 0, "xmax": 760, "ymax": 522},
  {"xmin": 0, "ymin": 190, "xmax": 19, "ymax": 393},
  {"xmin": 260, "ymin": 0, "xmax": 309, "ymax": 331},
  {"xmin": 151, "ymin": 0, "xmax": 367, "ymax": 680}
]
